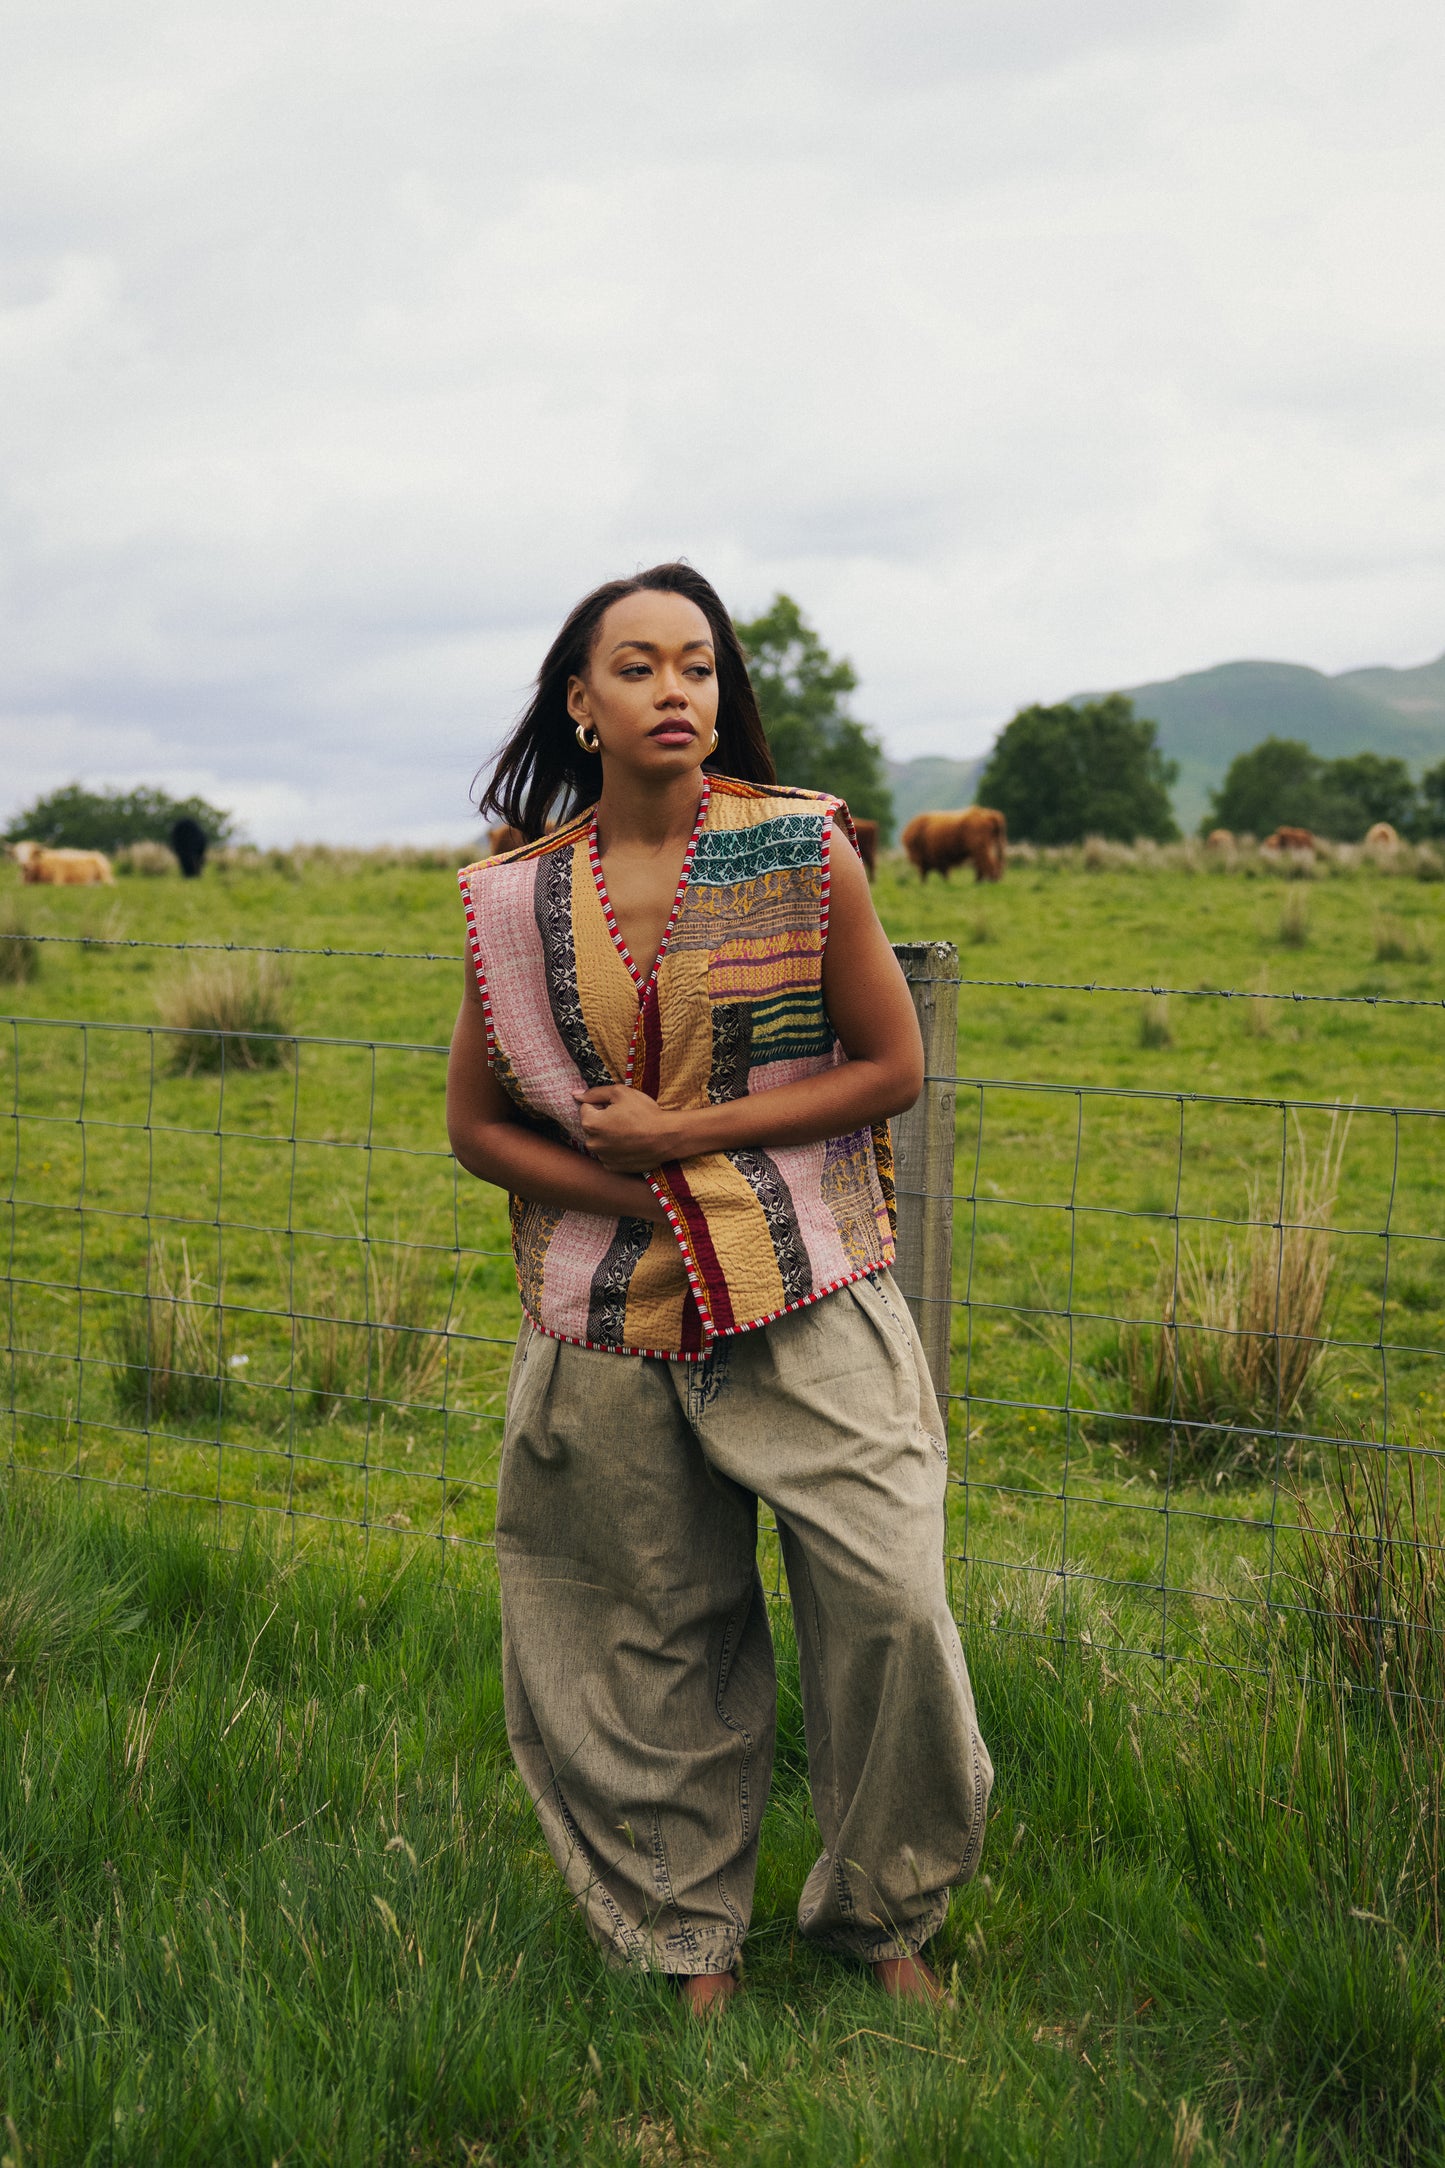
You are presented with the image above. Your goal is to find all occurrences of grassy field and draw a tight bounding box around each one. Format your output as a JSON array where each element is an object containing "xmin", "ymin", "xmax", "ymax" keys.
[
  {"xmin": 2, "ymin": 845, "xmax": 1445, "ymax": 2162},
  {"xmin": 1, "ymin": 1483, "xmax": 1441, "ymax": 2167},
  {"xmin": 3, "ymin": 845, "xmax": 1443, "ymax": 1648}
]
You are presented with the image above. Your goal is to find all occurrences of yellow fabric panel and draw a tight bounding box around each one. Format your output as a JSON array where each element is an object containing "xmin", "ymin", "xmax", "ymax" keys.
[
  {"xmin": 571, "ymin": 838, "xmax": 638, "ymax": 1079},
  {"xmin": 621, "ymin": 1224, "xmax": 692, "ymax": 1349},
  {"xmin": 674, "ymin": 1153, "xmax": 788, "ymax": 1321},
  {"xmin": 652, "ymin": 946, "xmax": 714, "ymax": 1106}
]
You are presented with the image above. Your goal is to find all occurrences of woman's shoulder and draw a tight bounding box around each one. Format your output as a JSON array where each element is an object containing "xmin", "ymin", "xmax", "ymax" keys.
[{"xmin": 706, "ymin": 774, "xmax": 845, "ymax": 822}]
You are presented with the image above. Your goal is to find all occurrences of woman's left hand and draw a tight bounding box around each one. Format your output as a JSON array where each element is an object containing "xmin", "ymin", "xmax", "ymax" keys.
[{"xmin": 573, "ymin": 1084, "xmax": 683, "ymax": 1173}]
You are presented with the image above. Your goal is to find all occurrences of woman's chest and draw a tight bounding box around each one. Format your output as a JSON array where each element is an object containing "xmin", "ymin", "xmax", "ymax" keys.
[{"xmin": 594, "ymin": 845, "xmax": 688, "ymax": 981}]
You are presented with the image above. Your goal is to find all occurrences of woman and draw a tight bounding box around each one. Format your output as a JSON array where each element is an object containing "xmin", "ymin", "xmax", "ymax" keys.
[{"xmin": 447, "ymin": 563, "xmax": 992, "ymax": 2014}]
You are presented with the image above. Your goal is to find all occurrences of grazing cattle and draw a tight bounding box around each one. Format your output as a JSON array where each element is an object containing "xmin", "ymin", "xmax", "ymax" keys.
[
  {"xmin": 1205, "ymin": 828, "xmax": 1234, "ymax": 851},
  {"xmin": 1263, "ymin": 826, "xmax": 1317, "ymax": 854},
  {"xmin": 901, "ymin": 807, "xmax": 1007, "ymax": 883},
  {"xmin": 1365, "ymin": 821, "xmax": 1400, "ymax": 850},
  {"xmin": 850, "ymin": 817, "xmax": 878, "ymax": 880},
  {"xmin": 14, "ymin": 844, "xmax": 114, "ymax": 886},
  {"xmin": 170, "ymin": 816, "xmax": 209, "ymax": 878}
]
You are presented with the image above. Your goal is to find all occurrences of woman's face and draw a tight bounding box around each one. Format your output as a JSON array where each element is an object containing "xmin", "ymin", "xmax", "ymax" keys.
[{"xmin": 567, "ymin": 590, "xmax": 720, "ymax": 784}]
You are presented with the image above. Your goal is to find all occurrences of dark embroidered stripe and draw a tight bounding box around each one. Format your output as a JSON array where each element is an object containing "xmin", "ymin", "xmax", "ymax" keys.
[
  {"xmin": 534, "ymin": 848, "xmax": 611, "ymax": 1087},
  {"xmin": 707, "ymin": 1002, "xmax": 753, "ymax": 1104},
  {"xmin": 585, "ymin": 1214, "xmax": 653, "ymax": 1348},
  {"xmin": 730, "ymin": 1148, "xmax": 812, "ymax": 1301}
]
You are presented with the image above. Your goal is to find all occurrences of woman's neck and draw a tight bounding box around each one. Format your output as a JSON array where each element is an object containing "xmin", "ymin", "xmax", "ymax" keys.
[{"xmin": 594, "ymin": 767, "xmax": 706, "ymax": 854}]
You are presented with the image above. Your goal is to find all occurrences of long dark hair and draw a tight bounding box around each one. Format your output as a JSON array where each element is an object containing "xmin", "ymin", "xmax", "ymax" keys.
[{"xmin": 476, "ymin": 562, "xmax": 775, "ymax": 839}]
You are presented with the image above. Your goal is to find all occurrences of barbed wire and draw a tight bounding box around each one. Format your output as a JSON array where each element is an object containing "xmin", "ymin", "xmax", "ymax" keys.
[
  {"xmin": 0, "ymin": 931, "xmax": 464, "ymax": 964},
  {"xmin": 2, "ymin": 929, "xmax": 1443, "ymax": 1011}
]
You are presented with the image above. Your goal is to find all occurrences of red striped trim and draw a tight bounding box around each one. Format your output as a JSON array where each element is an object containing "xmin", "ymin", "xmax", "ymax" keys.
[
  {"xmin": 457, "ymin": 870, "xmax": 498, "ymax": 1067},
  {"xmin": 516, "ymin": 1256, "xmax": 897, "ymax": 1362}
]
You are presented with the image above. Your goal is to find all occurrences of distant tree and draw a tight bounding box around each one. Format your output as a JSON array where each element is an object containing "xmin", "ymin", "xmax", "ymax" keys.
[
  {"xmin": 1205, "ymin": 738, "xmax": 1325, "ymax": 837},
  {"xmin": 3, "ymin": 784, "xmax": 236, "ymax": 855},
  {"xmin": 1322, "ymin": 752, "xmax": 1417, "ymax": 834},
  {"xmin": 735, "ymin": 595, "xmax": 894, "ymax": 838},
  {"xmin": 1418, "ymin": 759, "xmax": 1445, "ymax": 838},
  {"xmin": 976, "ymin": 695, "xmax": 1179, "ymax": 845},
  {"xmin": 1206, "ymin": 739, "xmax": 1422, "ymax": 840}
]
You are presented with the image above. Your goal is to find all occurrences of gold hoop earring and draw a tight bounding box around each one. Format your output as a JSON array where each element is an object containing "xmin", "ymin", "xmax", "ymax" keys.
[
  {"xmin": 705, "ymin": 727, "xmax": 719, "ymax": 756},
  {"xmin": 575, "ymin": 721, "xmax": 600, "ymax": 755}
]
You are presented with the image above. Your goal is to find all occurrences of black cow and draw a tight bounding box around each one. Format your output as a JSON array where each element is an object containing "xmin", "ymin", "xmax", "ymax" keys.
[{"xmin": 170, "ymin": 817, "xmax": 209, "ymax": 878}]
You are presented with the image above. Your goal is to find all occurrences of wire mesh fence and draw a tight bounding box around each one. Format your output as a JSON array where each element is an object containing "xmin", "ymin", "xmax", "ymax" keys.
[{"xmin": 3, "ymin": 936, "xmax": 1442, "ymax": 1699}]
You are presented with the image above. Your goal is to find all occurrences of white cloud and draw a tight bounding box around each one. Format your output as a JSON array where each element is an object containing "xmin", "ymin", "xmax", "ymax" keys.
[{"xmin": 2, "ymin": 0, "xmax": 1443, "ymax": 839}]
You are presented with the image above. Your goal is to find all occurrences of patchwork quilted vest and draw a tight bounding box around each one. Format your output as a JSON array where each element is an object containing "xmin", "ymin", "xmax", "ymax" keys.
[{"xmin": 458, "ymin": 774, "xmax": 896, "ymax": 1359}]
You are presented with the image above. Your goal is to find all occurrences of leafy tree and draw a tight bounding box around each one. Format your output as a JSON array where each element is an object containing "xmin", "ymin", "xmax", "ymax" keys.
[
  {"xmin": 735, "ymin": 595, "xmax": 894, "ymax": 838},
  {"xmin": 1418, "ymin": 759, "xmax": 1445, "ymax": 838},
  {"xmin": 1205, "ymin": 738, "xmax": 1328, "ymax": 836},
  {"xmin": 1322, "ymin": 753, "xmax": 1416, "ymax": 833},
  {"xmin": 4, "ymin": 784, "xmax": 237, "ymax": 854},
  {"xmin": 1206, "ymin": 739, "xmax": 1422, "ymax": 840},
  {"xmin": 976, "ymin": 695, "xmax": 1179, "ymax": 845}
]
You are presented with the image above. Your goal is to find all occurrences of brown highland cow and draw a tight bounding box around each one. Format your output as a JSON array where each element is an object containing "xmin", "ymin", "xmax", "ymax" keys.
[{"xmin": 901, "ymin": 807, "xmax": 1007, "ymax": 882}]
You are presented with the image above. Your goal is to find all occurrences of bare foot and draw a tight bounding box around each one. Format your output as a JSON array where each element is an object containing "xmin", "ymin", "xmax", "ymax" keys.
[
  {"xmin": 871, "ymin": 1954, "xmax": 952, "ymax": 2007},
  {"xmin": 674, "ymin": 1970, "xmax": 740, "ymax": 2018}
]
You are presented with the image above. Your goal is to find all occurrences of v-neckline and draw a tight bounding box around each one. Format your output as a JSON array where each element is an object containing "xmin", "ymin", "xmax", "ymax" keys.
[{"xmin": 587, "ymin": 777, "xmax": 711, "ymax": 996}]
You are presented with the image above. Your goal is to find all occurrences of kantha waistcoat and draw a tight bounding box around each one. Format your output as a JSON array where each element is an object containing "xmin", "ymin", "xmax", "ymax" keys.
[{"xmin": 458, "ymin": 774, "xmax": 896, "ymax": 1359}]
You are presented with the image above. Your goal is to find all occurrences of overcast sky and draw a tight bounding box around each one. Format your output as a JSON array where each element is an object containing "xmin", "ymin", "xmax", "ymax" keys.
[{"xmin": 3, "ymin": 0, "xmax": 1443, "ymax": 842}]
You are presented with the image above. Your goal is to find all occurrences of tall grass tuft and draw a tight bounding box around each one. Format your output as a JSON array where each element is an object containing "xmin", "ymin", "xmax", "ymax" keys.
[
  {"xmin": 1277, "ymin": 890, "xmax": 1310, "ymax": 947},
  {"xmin": 295, "ymin": 1229, "xmax": 463, "ymax": 1420},
  {"xmin": 1138, "ymin": 993, "xmax": 1171, "ymax": 1048},
  {"xmin": 109, "ymin": 1241, "xmax": 222, "ymax": 1424},
  {"xmin": 0, "ymin": 903, "xmax": 40, "ymax": 984},
  {"xmin": 158, "ymin": 954, "xmax": 294, "ymax": 1072},
  {"xmin": 1373, "ymin": 914, "xmax": 1429, "ymax": 964},
  {"xmin": 1292, "ymin": 1442, "xmax": 1444, "ymax": 1719},
  {"xmin": 115, "ymin": 839, "xmax": 178, "ymax": 876},
  {"xmin": 1120, "ymin": 1112, "xmax": 1348, "ymax": 1466}
]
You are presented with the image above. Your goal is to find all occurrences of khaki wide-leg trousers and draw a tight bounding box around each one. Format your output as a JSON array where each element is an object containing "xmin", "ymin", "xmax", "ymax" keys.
[{"xmin": 496, "ymin": 1269, "xmax": 993, "ymax": 1974}]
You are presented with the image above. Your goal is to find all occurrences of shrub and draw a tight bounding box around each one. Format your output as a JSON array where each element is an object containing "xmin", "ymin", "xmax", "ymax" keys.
[
  {"xmin": 0, "ymin": 906, "xmax": 39, "ymax": 985},
  {"xmin": 109, "ymin": 1242, "xmax": 222, "ymax": 1424},
  {"xmin": 1119, "ymin": 1112, "xmax": 1348, "ymax": 1467},
  {"xmin": 1414, "ymin": 844, "xmax": 1445, "ymax": 883},
  {"xmin": 158, "ymin": 956, "xmax": 294, "ymax": 1073}
]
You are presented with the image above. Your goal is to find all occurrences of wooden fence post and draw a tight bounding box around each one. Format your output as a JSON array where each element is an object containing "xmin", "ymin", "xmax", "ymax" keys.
[{"xmin": 890, "ymin": 942, "xmax": 959, "ymax": 1405}]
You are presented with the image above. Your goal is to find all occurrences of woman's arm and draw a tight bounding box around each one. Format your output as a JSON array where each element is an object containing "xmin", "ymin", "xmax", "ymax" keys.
[
  {"xmin": 446, "ymin": 968, "xmax": 667, "ymax": 1220},
  {"xmin": 574, "ymin": 829, "xmax": 924, "ymax": 1174}
]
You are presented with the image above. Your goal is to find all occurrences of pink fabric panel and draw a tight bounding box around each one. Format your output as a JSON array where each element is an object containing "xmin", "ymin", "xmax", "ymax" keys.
[
  {"xmin": 534, "ymin": 1209, "xmax": 621, "ymax": 1340},
  {"xmin": 744, "ymin": 1048, "xmax": 841, "ymax": 1097},
  {"xmin": 466, "ymin": 856, "xmax": 585, "ymax": 1140},
  {"xmin": 758, "ymin": 1131, "xmax": 852, "ymax": 1288}
]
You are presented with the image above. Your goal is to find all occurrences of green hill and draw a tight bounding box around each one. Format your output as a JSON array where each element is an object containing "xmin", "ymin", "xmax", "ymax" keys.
[
  {"xmin": 1093, "ymin": 651, "xmax": 1445, "ymax": 832},
  {"xmin": 884, "ymin": 755, "xmax": 983, "ymax": 829}
]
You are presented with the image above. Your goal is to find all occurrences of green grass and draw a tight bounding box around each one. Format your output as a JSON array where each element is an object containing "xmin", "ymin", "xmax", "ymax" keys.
[
  {"xmin": 1, "ymin": 1482, "xmax": 1442, "ymax": 2167},
  {"xmin": 4, "ymin": 848, "xmax": 1445, "ymax": 1657},
  {"xmin": 4, "ymin": 853, "xmax": 1445, "ymax": 2161}
]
